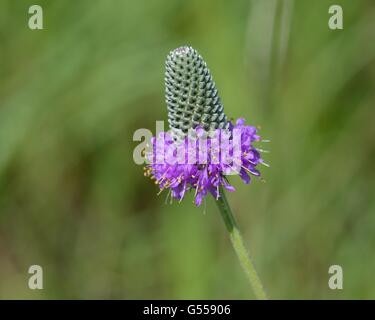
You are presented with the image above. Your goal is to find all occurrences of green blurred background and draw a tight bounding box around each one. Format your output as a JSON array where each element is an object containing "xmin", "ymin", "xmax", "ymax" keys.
[{"xmin": 0, "ymin": 0, "xmax": 374, "ymax": 299}]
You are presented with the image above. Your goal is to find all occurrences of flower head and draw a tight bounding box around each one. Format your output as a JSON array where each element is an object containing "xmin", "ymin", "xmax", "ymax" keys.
[
  {"xmin": 144, "ymin": 46, "xmax": 266, "ymax": 206},
  {"xmin": 165, "ymin": 46, "xmax": 229, "ymax": 139},
  {"xmin": 145, "ymin": 118, "xmax": 263, "ymax": 206}
]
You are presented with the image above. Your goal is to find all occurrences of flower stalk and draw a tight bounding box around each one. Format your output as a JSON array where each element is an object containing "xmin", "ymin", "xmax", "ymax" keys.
[
  {"xmin": 145, "ymin": 45, "xmax": 269, "ymax": 298},
  {"xmin": 215, "ymin": 187, "xmax": 267, "ymax": 300}
]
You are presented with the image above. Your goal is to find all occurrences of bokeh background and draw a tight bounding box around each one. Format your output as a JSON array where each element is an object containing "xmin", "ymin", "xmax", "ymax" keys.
[{"xmin": 0, "ymin": 0, "xmax": 374, "ymax": 299}]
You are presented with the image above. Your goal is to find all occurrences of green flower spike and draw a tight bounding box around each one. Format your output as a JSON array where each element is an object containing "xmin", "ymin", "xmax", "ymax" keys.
[{"xmin": 165, "ymin": 46, "xmax": 229, "ymax": 137}]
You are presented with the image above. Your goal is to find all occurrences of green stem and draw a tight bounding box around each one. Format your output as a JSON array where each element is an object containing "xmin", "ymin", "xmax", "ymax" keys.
[{"xmin": 215, "ymin": 187, "xmax": 267, "ymax": 300}]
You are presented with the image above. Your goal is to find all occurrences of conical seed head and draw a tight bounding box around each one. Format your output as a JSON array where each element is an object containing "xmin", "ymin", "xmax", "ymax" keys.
[{"xmin": 165, "ymin": 46, "xmax": 228, "ymax": 136}]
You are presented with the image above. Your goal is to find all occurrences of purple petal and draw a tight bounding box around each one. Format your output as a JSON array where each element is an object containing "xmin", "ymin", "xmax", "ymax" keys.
[{"xmin": 239, "ymin": 169, "xmax": 251, "ymax": 184}]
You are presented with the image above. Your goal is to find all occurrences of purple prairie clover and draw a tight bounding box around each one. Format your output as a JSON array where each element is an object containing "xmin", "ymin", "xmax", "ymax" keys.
[
  {"xmin": 144, "ymin": 46, "xmax": 267, "ymax": 206},
  {"xmin": 144, "ymin": 118, "xmax": 263, "ymax": 206},
  {"xmin": 143, "ymin": 46, "xmax": 269, "ymax": 299}
]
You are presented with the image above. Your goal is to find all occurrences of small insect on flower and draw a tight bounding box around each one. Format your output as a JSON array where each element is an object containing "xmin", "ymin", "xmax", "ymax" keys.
[{"xmin": 144, "ymin": 46, "xmax": 267, "ymax": 206}]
